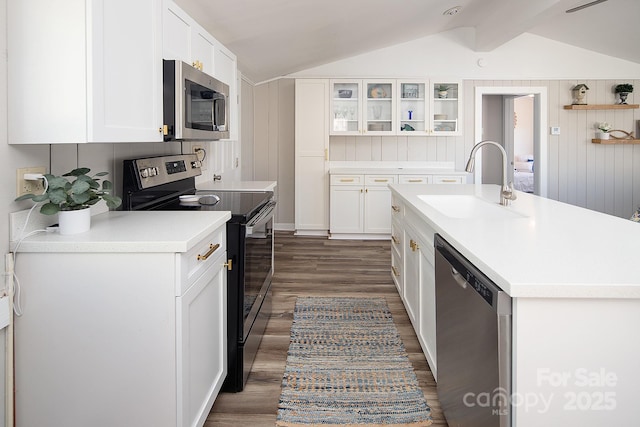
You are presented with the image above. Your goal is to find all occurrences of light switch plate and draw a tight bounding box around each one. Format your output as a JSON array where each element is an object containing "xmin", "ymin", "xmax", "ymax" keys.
[{"xmin": 550, "ymin": 126, "xmax": 561, "ymax": 135}]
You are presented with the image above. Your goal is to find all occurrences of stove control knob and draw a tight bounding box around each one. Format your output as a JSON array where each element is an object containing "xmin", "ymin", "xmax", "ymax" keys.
[
  {"xmin": 150, "ymin": 167, "xmax": 159, "ymax": 177},
  {"xmin": 139, "ymin": 168, "xmax": 149, "ymax": 178},
  {"xmin": 191, "ymin": 161, "xmax": 202, "ymax": 168}
]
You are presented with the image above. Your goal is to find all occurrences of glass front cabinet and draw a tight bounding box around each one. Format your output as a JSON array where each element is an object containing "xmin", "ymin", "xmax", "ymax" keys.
[
  {"xmin": 330, "ymin": 79, "xmax": 461, "ymax": 136},
  {"xmin": 430, "ymin": 80, "xmax": 461, "ymax": 136},
  {"xmin": 330, "ymin": 79, "xmax": 396, "ymax": 136}
]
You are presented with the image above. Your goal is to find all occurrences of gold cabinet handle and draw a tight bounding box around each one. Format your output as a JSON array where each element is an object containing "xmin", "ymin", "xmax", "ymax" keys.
[
  {"xmin": 440, "ymin": 179, "xmax": 458, "ymax": 183},
  {"xmin": 391, "ymin": 205, "xmax": 400, "ymax": 212},
  {"xmin": 391, "ymin": 266, "xmax": 399, "ymax": 277},
  {"xmin": 409, "ymin": 239, "xmax": 420, "ymax": 252},
  {"xmin": 340, "ymin": 178, "xmax": 354, "ymax": 182},
  {"xmin": 391, "ymin": 235, "xmax": 400, "ymax": 245},
  {"xmin": 197, "ymin": 243, "xmax": 220, "ymax": 261},
  {"xmin": 224, "ymin": 259, "xmax": 233, "ymax": 271},
  {"xmin": 325, "ymin": 148, "xmax": 328, "ymax": 161},
  {"xmin": 407, "ymin": 179, "xmax": 422, "ymax": 183},
  {"xmin": 374, "ymin": 179, "xmax": 388, "ymax": 182}
]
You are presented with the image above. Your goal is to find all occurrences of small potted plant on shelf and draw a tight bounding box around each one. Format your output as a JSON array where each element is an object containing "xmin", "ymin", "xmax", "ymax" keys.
[
  {"xmin": 596, "ymin": 122, "xmax": 612, "ymax": 140},
  {"xmin": 437, "ymin": 85, "xmax": 450, "ymax": 99},
  {"xmin": 614, "ymin": 83, "xmax": 633, "ymax": 104},
  {"xmin": 15, "ymin": 168, "xmax": 122, "ymax": 235}
]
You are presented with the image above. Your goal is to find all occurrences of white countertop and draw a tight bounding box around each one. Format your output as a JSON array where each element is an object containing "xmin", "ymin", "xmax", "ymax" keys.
[
  {"xmin": 197, "ymin": 180, "xmax": 277, "ymax": 192},
  {"xmin": 390, "ymin": 184, "xmax": 640, "ymax": 298},
  {"xmin": 329, "ymin": 160, "xmax": 467, "ymax": 176},
  {"xmin": 11, "ymin": 211, "xmax": 231, "ymax": 253}
]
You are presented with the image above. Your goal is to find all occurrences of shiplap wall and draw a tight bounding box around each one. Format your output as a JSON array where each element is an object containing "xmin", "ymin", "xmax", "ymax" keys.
[{"xmin": 324, "ymin": 79, "xmax": 640, "ymax": 219}]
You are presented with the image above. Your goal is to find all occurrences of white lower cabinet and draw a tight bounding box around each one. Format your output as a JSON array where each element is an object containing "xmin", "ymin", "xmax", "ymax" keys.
[
  {"xmin": 392, "ymin": 198, "xmax": 438, "ymax": 378},
  {"xmin": 330, "ymin": 172, "xmax": 465, "ymax": 238},
  {"xmin": 14, "ymin": 229, "xmax": 228, "ymax": 427},
  {"xmin": 330, "ymin": 174, "xmax": 396, "ymax": 237}
]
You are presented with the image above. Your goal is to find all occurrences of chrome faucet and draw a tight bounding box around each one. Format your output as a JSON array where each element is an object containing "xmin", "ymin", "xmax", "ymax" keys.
[{"xmin": 465, "ymin": 140, "xmax": 517, "ymax": 206}]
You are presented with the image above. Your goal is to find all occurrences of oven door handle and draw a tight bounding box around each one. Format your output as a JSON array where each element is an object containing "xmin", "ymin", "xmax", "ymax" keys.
[{"xmin": 246, "ymin": 201, "xmax": 276, "ymax": 235}]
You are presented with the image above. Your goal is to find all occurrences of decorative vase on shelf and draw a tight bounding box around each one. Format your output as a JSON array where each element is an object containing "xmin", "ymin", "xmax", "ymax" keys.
[
  {"xmin": 438, "ymin": 90, "xmax": 448, "ymax": 99},
  {"xmin": 596, "ymin": 132, "xmax": 610, "ymax": 140},
  {"xmin": 617, "ymin": 92, "xmax": 629, "ymax": 105},
  {"xmin": 58, "ymin": 208, "xmax": 91, "ymax": 235}
]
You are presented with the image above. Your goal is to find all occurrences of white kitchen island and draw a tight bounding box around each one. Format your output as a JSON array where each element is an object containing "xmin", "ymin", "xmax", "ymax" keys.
[
  {"xmin": 389, "ymin": 183, "xmax": 640, "ymax": 427},
  {"xmin": 11, "ymin": 211, "xmax": 231, "ymax": 427}
]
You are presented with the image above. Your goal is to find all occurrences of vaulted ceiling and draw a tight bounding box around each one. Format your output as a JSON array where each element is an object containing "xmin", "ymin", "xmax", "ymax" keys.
[{"xmin": 174, "ymin": 0, "xmax": 640, "ymax": 83}]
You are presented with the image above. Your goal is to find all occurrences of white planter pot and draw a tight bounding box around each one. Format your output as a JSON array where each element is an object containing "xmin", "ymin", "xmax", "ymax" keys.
[
  {"xmin": 597, "ymin": 132, "xmax": 610, "ymax": 140},
  {"xmin": 58, "ymin": 208, "xmax": 91, "ymax": 235}
]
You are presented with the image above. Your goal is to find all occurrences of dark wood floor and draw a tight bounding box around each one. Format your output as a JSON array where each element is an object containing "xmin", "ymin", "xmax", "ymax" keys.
[{"xmin": 205, "ymin": 232, "xmax": 448, "ymax": 426}]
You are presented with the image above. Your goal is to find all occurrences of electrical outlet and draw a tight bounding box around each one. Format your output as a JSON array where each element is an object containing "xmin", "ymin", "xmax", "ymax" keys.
[
  {"xmin": 16, "ymin": 166, "xmax": 47, "ymax": 197},
  {"xmin": 193, "ymin": 145, "xmax": 207, "ymax": 171}
]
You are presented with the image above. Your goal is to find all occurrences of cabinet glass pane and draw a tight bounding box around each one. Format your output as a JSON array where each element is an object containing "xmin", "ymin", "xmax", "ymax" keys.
[
  {"xmin": 366, "ymin": 83, "xmax": 393, "ymax": 132},
  {"xmin": 332, "ymin": 82, "xmax": 359, "ymax": 133},
  {"xmin": 399, "ymin": 83, "xmax": 426, "ymax": 133},
  {"xmin": 432, "ymin": 82, "xmax": 459, "ymax": 133}
]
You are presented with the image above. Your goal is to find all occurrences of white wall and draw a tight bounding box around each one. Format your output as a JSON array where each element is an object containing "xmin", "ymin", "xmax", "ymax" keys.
[{"xmin": 253, "ymin": 79, "xmax": 295, "ymax": 229}]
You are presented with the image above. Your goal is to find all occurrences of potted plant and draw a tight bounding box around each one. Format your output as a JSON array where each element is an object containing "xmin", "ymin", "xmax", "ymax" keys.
[
  {"xmin": 436, "ymin": 85, "xmax": 450, "ymax": 99},
  {"xmin": 596, "ymin": 122, "xmax": 612, "ymax": 140},
  {"xmin": 614, "ymin": 83, "xmax": 633, "ymax": 104},
  {"xmin": 15, "ymin": 168, "xmax": 122, "ymax": 234}
]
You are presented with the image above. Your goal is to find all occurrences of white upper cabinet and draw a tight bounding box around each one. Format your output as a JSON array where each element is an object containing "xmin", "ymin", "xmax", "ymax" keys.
[
  {"xmin": 329, "ymin": 78, "xmax": 462, "ymax": 137},
  {"xmin": 397, "ymin": 80, "xmax": 428, "ymax": 134},
  {"xmin": 397, "ymin": 79, "xmax": 463, "ymax": 136},
  {"xmin": 330, "ymin": 79, "xmax": 397, "ymax": 136},
  {"xmin": 163, "ymin": 0, "xmax": 215, "ymax": 76},
  {"xmin": 430, "ymin": 80, "xmax": 462, "ymax": 136},
  {"xmin": 8, "ymin": 0, "xmax": 164, "ymax": 144}
]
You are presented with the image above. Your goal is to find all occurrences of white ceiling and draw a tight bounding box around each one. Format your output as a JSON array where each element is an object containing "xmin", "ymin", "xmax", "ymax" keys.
[{"xmin": 174, "ymin": 0, "xmax": 640, "ymax": 83}]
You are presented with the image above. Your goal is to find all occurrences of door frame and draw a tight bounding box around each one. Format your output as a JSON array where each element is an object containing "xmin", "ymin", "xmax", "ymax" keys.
[{"xmin": 474, "ymin": 86, "xmax": 548, "ymax": 198}]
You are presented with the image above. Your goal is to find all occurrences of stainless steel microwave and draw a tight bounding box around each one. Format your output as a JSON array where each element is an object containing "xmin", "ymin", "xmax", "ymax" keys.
[{"xmin": 163, "ymin": 59, "xmax": 230, "ymax": 141}]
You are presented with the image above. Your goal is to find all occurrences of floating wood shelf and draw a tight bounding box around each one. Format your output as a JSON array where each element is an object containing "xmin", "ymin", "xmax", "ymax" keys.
[
  {"xmin": 564, "ymin": 104, "xmax": 639, "ymax": 110},
  {"xmin": 592, "ymin": 139, "xmax": 640, "ymax": 144}
]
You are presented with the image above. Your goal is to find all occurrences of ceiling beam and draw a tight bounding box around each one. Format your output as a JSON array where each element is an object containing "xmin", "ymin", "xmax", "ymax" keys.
[{"xmin": 472, "ymin": 0, "xmax": 580, "ymax": 52}]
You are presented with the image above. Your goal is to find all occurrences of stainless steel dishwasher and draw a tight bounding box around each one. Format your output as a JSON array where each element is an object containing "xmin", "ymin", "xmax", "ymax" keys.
[{"xmin": 435, "ymin": 234, "xmax": 512, "ymax": 427}]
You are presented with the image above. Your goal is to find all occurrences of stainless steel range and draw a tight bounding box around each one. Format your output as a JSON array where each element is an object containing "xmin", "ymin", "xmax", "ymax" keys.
[{"xmin": 122, "ymin": 154, "xmax": 275, "ymax": 392}]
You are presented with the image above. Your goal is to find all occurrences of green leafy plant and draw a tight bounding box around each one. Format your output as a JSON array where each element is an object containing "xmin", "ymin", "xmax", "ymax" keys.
[
  {"xmin": 15, "ymin": 168, "xmax": 122, "ymax": 215},
  {"xmin": 597, "ymin": 122, "xmax": 612, "ymax": 132},
  {"xmin": 437, "ymin": 85, "xmax": 451, "ymax": 92},
  {"xmin": 615, "ymin": 83, "xmax": 633, "ymax": 93}
]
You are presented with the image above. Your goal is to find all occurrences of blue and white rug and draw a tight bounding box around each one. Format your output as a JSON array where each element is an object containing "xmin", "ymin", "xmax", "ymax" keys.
[{"xmin": 276, "ymin": 297, "xmax": 433, "ymax": 427}]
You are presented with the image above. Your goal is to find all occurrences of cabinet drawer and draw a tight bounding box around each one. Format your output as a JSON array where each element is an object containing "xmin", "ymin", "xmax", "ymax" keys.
[
  {"xmin": 179, "ymin": 227, "xmax": 226, "ymax": 295},
  {"xmin": 433, "ymin": 175, "xmax": 464, "ymax": 184},
  {"xmin": 331, "ymin": 174, "xmax": 364, "ymax": 185},
  {"xmin": 365, "ymin": 175, "xmax": 397, "ymax": 186},
  {"xmin": 398, "ymin": 175, "xmax": 432, "ymax": 184}
]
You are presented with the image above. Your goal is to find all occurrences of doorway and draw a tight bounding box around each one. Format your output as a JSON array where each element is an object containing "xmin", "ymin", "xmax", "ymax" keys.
[{"xmin": 473, "ymin": 87, "xmax": 548, "ymax": 198}]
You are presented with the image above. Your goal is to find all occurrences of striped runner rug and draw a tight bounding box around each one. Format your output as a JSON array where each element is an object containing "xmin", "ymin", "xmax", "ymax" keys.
[{"xmin": 276, "ymin": 297, "xmax": 433, "ymax": 427}]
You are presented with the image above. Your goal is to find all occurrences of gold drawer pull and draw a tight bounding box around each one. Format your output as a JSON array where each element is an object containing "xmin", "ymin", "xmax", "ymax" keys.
[
  {"xmin": 409, "ymin": 239, "xmax": 420, "ymax": 252},
  {"xmin": 391, "ymin": 266, "xmax": 399, "ymax": 277},
  {"xmin": 408, "ymin": 179, "xmax": 422, "ymax": 183},
  {"xmin": 197, "ymin": 243, "xmax": 220, "ymax": 261},
  {"xmin": 440, "ymin": 179, "xmax": 458, "ymax": 183},
  {"xmin": 374, "ymin": 179, "xmax": 388, "ymax": 182},
  {"xmin": 392, "ymin": 235, "xmax": 400, "ymax": 245},
  {"xmin": 340, "ymin": 178, "xmax": 355, "ymax": 182},
  {"xmin": 391, "ymin": 205, "xmax": 400, "ymax": 212},
  {"xmin": 224, "ymin": 259, "xmax": 233, "ymax": 271}
]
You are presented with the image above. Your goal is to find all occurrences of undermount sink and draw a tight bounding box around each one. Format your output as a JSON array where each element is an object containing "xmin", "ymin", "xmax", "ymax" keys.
[{"xmin": 418, "ymin": 195, "xmax": 527, "ymax": 220}]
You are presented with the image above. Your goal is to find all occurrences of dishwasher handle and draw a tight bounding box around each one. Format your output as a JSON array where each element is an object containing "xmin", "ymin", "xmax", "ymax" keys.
[{"xmin": 450, "ymin": 267, "xmax": 468, "ymax": 289}]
